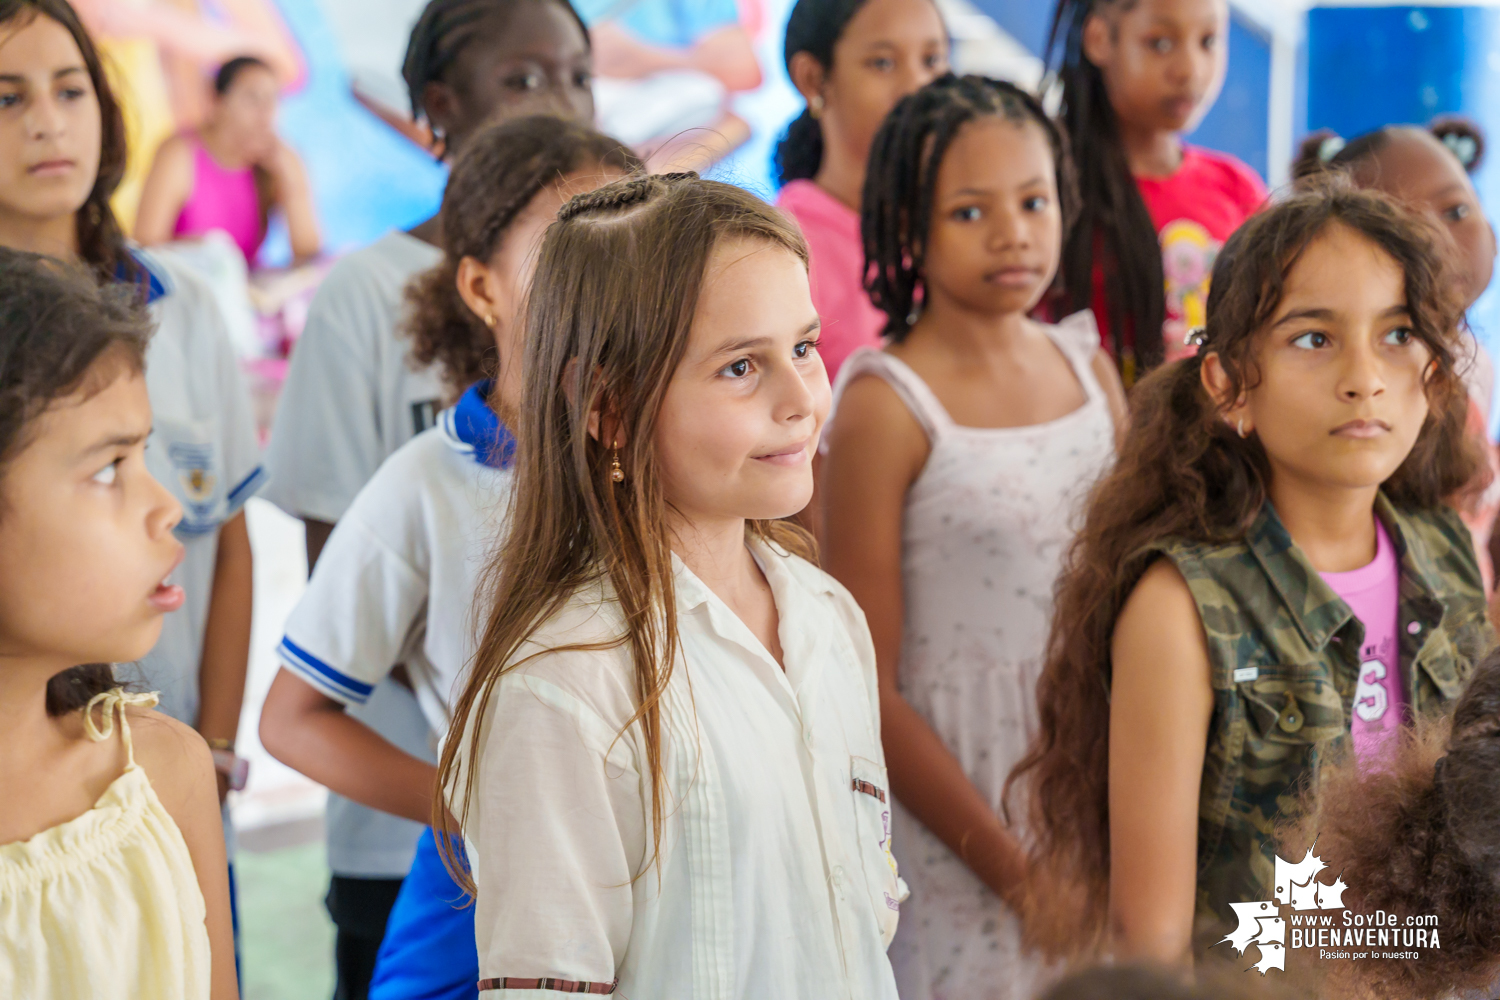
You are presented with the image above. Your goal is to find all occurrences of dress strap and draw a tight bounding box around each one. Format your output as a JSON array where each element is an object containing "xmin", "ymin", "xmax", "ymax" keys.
[
  {"xmin": 831, "ymin": 347, "xmax": 953, "ymax": 442},
  {"xmin": 1043, "ymin": 310, "xmax": 1107, "ymax": 405},
  {"xmin": 83, "ymin": 688, "xmax": 160, "ymax": 767}
]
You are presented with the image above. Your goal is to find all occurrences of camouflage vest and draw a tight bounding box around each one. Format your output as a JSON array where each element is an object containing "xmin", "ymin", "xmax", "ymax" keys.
[{"xmin": 1147, "ymin": 494, "xmax": 1493, "ymax": 955}]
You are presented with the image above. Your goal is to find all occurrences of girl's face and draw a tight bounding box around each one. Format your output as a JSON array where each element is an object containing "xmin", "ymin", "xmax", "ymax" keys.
[
  {"xmin": 0, "ymin": 363, "xmax": 184, "ymax": 669},
  {"xmin": 1212, "ymin": 224, "xmax": 1434, "ymax": 495},
  {"xmin": 0, "ymin": 14, "xmax": 101, "ymax": 232},
  {"xmin": 817, "ymin": 0, "xmax": 948, "ymax": 168},
  {"xmin": 1084, "ymin": 0, "xmax": 1228, "ymax": 137},
  {"xmin": 653, "ymin": 239, "xmax": 828, "ymax": 530},
  {"xmin": 1363, "ymin": 130, "xmax": 1497, "ymax": 309},
  {"xmin": 432, "ymin": 0, "xmax": 594, "ymax": 157},
  {"xmin": 216, "ymin": 64, "xmax": 279, "ymax": 161},
  {"xmin": 921, "ymin": 116, "xmax": 1062, "ymax": 318}
]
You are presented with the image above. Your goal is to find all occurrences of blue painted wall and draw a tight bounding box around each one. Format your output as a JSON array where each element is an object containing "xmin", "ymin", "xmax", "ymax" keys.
[
  {"xmin": 966, "ymin": 2, "xmax": 1272, "ymax": 180},
  {"xmin": 1308, "ymin": 5, "xmax": 1500, "ymax": 427}
]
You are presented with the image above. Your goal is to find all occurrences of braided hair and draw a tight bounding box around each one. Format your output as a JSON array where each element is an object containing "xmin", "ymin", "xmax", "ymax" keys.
[
  {"xmin": 405, "ymin": 116, "xmax": 640, "ymax": 398},
  {"xmin": 775, "ymin": 0, "xmax": 870, "ymax": 185},
  {"xmin": 863, "ymin": 74, "xmax": 1078, "ymax": 341},
  {"xmin": 1048, "ymin": 0, "xmax": 1166, "ymax": 372},
  {"xmin": 0, "ymin": 0, "xmax": 145, "ymax": 290},
  {"xmin": 401, "ymin": 0, "xmax": 589, "ymax": 155}
]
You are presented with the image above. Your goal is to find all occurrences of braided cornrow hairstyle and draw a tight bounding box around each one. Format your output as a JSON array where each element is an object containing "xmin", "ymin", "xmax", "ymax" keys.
[
  {"xmin": 1048, "ymin": 0, "xmax": 1166, "ymax": 372},
  {"xmin": 862, "ymin": 73, "xmax": 1077, "ymax": 342},
  {"xmin": 401, "ymin": 0, "xmax": 589, "ymax": 157},
  {"xmin": 0, "ymin": 0, "xmax": 145, "ymax": 290},
  {"xmin": 405, "ymin": 115, "xmax": 640, "ymax": 399}
]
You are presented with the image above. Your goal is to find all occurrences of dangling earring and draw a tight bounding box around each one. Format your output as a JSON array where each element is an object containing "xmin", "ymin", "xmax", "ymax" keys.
[
  {"xmin": 610, "ymin": 441, "xmax": 624, "ymax": 483},
  {"xmin": 809, "ymin": 95, "xmax": 825, "ymax": 120},
  {"xmin": 1237, "ymin": 419, "xmax": 1249, "ymax": 439}
]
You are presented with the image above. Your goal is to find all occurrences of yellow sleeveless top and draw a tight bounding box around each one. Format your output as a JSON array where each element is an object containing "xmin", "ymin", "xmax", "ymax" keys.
[{"xmin": 0, "ymin": 689, "xmax": 211, "ymax": 999}]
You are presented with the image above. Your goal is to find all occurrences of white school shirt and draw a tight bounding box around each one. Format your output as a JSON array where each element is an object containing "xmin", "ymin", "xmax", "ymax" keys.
[
  {"xmin": 276, "ymin": 380, "xmax": 515, "ymax": 741},
  {"xmin": 261, "ymin": 229, "xmax": 444, "ymax": 877},
  {"xmin": 263, "ymin": 230, "xmax": 445, "ymax": 525},
  {"xmin": 457, "ymin": 539, "xmax": 905, "ymax": 1000},
  {"xmin": 129, "ymin": 249, "xmax": 266, "ymax": 728}
]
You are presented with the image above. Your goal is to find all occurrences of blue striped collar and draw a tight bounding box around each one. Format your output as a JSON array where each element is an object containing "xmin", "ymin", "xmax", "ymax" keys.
[
  {"xmin": 441, "ymin": 380, "xmax": 516, "ymax": 469},
  {"xmin": 116, "ymin": 249, "xmax": 169, "ymax": 304}
]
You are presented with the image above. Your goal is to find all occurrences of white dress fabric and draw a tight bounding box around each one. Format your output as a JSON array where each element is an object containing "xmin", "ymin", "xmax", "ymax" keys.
[
  {"xmin": 830, "ymin": 312, "xmax": 1116, "ymax": 1000},
  {"xmin": 457, "ymin": 538, "xmax": 903, "ymax": 1000}
]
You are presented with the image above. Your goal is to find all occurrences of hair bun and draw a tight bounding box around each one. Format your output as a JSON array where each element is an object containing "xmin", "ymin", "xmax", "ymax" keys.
[
  {"xmin": 1431, "ymin": 115, "xmax": 1486, "ymax": 173},
  {"xmin": 557, "ymin": 172, "xmax": 700, "ymax": 223}
]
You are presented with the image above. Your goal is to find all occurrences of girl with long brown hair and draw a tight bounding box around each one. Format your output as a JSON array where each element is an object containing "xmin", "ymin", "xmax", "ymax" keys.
[
  {"xmin": 1006, "ymin": 180, "xmax": 1495, "ymax": 967},
  {"xmin": 438, "ymin": 173, "xmax": 904, "ymax": 998}
]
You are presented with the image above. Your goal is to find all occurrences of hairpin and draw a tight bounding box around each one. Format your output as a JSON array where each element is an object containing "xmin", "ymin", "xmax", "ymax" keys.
[
  {"xmin": 1184, "ymin": 326, "xmax": 1207, "ymax": 348},
  {"xmin": 1442, "ymin": 132, "xmax": 1479, "ymax": 169},
  {"xmin": 1318, "ymin": 135, "xmax": 1346, "ymax": 163}
]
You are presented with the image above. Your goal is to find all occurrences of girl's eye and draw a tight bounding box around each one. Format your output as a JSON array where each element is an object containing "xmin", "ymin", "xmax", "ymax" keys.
[
  {"xmin": 868, "ymin": 56, "xmax": 895, "ymax": 72},
  {"xmin": 722, "ymin": 358, "xmax": 751, "ymax": 378},
  {"xmin": 1291, "ymin": 331, "xmax": 1329, "ymax": 350},
  {"xmin": 793, "ymin": 339, "xmax": 818, "ymax": 359},
  {"xmin": 1201, "ymin": 34, "xmax": 1219, "ymax": 51},
  {"xmin": 923, "ymin": 53, "xmax": 946, "ymax": 70},
  {"xmin": 59, "ymin": 86, "xmax": 87, "ymax": 101},
  {"xmin": 574, "ymin": 70, "xmax": 592, "ymax": 88},
  {"xmin": 1445, "ymin": 203, "xmax": 1471, "ymax": 222},
  {"xmin": 1023, "ymin": 196, "xmax": 1048, "ymax": 212},
  {"xmin": 91, "ymin": 460, "xmax": 119, "ymax": 486},
  {"xmin": 506, "ymin": 72, "xmax": 543, "ymax": 91},
  {"xmin": 1149, "ymin": 37, "xmax": 1172, "ymax": 54},
  {"xmin": 1384, "ymin": 327, "xmax": 1414, "ymax": 346},
  {"xmin": 0, "ymin": 92, "xmax": 19, "ymax": 109},
  {"xmin": 952, "ymin": 206, "xmax": 981, "ymax": 222}
]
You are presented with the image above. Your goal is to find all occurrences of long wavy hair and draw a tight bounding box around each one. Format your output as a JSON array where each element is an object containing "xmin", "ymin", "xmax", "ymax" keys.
[
  {"xmin": 1004, "ymin": 180, "xmax": 1479, "ymax": 957},
  {"xmin": 435, "ymin": 174, "xmax": 815, "ymax": 888},
  {"xmin": 0, "ymin": 0, "xmax": 144, "ymax": 288}
]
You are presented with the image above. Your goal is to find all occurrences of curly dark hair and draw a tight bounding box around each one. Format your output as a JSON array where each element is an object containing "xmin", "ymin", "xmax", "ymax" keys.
[
  {"xmin": 1004, "ymin": 178, "xmax": 1481, "ymax": 957},
  {"xmin": 0, "ymin": 0, "xmax": 145, "ymax": 289},
  {"xmin": 0, "ymin": 249, "xmax": 153, "ymax": 716},
  {"xmin": 862, "ymin": 73, "xmax": 1078, "ymax": 341},
  {"xmin": 404, "ymin": 116, "xmax": 640, "ymax": 399},
  {"xmin": 1279, "ymin": 649, "xmax": 1500, "ymax": 999}
]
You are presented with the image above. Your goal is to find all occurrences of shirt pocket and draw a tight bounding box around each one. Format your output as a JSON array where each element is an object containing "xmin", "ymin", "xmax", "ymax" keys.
[
  {"xmin": 147, "ymin": 415, "xmax": 227, "ymax": 536},
  {"xmin": 1237, "ymin": 664, "xmax": 1345, "ymax": 813},
  {"xmin": 849, "ymin": 755, "xmax": 907, "ymax": 949}
]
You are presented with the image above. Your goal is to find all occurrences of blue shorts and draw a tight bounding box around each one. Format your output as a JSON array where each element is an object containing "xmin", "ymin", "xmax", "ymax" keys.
[{"xmin": 368, "ymin": 829, "xmax": 477, "ymax": 1000}]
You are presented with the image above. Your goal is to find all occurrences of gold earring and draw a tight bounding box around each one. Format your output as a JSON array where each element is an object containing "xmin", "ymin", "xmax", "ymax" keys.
[
  {"xmin": 809, "ymin": 95, "xmax": 825, "ymax": 120},
  {"xmin": 483, "ymin": 313, "xmax": 497, "ymax": 329},
  {"xmin": 610, "ymin": 442, "xmax": 624, "ymax": 483}
]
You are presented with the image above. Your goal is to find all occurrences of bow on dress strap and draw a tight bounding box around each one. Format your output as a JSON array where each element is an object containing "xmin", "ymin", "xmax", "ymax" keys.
[{"xmin": 82, "ymin": 687, "xmax": 161, "ymax": 743}]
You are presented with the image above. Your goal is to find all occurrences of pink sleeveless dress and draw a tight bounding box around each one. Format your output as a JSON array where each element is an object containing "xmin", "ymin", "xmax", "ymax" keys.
[
  {"xmin": 829, "ymin": 312, "xmax": 1117, "ymax": 1000},
  {"xmin": 172, "ymin": 138, "xmax": 265, "ymax": 264}
]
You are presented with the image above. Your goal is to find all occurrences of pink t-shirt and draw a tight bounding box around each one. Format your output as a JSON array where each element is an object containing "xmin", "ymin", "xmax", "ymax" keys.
[
  {"xmin": 775, "ymin": 179, "xmax": 886, "ymax": 382},
  {"xmin": 1318, "ymin": 519, "xmax": 1405, "ymax": 764},
  {"xmin": 173, "ymin": 137, "xmax": 265, "ymax": 265}
]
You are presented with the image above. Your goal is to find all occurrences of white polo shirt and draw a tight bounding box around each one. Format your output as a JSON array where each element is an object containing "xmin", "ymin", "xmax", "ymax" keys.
[
  {"xmin": 458, "ymin": 538, "xmax": 905, "ymax": 1000},
  {"xmin": 130, "ymin": 249, "xmax": 265, "ymax": 728},
  {"xmin": 263, "ymin": 230, "xmax": 445, "ymax": 525},
  {"xmin": 277, "ymin": 380, "xmax": 515, "ymax": 739}
]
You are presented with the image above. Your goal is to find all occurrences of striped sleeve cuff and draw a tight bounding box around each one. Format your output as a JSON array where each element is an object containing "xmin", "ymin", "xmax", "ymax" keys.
[
  {"xmin": 226, "ymin": 465, "xmax": 269, "ymax": 517},
  {"xmin": 277, "ymin": 636, "xmax": 375, "ymax": 705}
]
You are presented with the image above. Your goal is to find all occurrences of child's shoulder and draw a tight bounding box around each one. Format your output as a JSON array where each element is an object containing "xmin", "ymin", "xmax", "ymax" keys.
[{"xmin": 123, "ymin": 707, "xmax": 216, "ymax": 811}]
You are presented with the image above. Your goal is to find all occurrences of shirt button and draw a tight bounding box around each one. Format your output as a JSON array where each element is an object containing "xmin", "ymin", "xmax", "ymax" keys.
[
  {"xmin": 831, "ymin": 866, "xmax": 846, "ymax": 892},
  {"xmin": 802, "ymin": 727, "xmax": 815, "ymax": 749},
  {"xmin": 1407, "ymin": 621, "xmax": 1422, "ymax": 635}
]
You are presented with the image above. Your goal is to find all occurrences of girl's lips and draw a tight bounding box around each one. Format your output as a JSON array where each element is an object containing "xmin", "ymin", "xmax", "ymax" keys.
[
  {"xmin": 987, "ymin": 267, "xmax": 1042, "ymax": 288},
  {"xmin": 27, "ymin": 159, "xmax": 76, "ymax": 177},
  {"xmin": 149, "ymin": 547, "xmax": 186, "ymax": 612},
  {"xmin": 1332, "ymin": 419, "xmax": 1392, "ymax": 439},
  {"xmin": 753, "ymin": 441, "xmax": 811, "ymax": 466}
]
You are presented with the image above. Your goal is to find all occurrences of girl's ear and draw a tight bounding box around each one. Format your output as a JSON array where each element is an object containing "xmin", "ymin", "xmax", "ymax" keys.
[
  {"xmin": 1200, "ymin": 351, "xmax": 1251, "ymax": 433},
  {"xmin": 563, "ymin": 360, "xmax": 627, "ymax": 447},
  {"xmin": 788, "ymin": 50, "xmax": 827, "ymax": 107},
  {"xmin": 456, "ymin": 255, "xmax": 511, "ymax": 338},
  {"xmin": 1080, "ymin": 11, "xmax": 1114, "ymax": 70}
]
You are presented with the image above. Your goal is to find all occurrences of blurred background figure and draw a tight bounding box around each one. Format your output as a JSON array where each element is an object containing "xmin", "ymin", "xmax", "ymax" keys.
[{"xmin": 136, "ymin": 55, "xmax": 321, "ymax": 269}]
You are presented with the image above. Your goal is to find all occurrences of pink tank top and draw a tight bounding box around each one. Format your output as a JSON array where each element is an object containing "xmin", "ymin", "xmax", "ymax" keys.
[
  {"xmin": 1318, "ymin": 519, "xmax": 1405, "ymax": 764},
  {"xmin": 172, "ymin": 138, "xmax": 265, "ymax": 264}
]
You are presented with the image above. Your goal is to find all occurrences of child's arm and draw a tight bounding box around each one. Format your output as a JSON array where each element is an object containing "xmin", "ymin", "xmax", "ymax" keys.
[
  {"xmin": 132, "ymin": 136, "xmax": 194, "ymax": 246},
  {"xmin": 266, "ymin": 140, "xmax": 321, "ymax": 264},
  {"xmin": 822, "ymin": 375, "xmax": 1027, "ymax": 904},
  {"xmin": 1090, "ymin": 349, "xmax": 1131, "ymax": 450},
  {"xmin": 197, "ymin": 511, "xmax": 252, "ymax": 800},
  {"xmin": 1107, "ymin": 559, "xmax": 1214, "ymax": 965},
  {"xmin": 130, "ymin": 710, "xmax": 241, "ymax": 1000},
  {"xmin": 260, "ymin": 669, "xmax": 437, "ymax": 825}
]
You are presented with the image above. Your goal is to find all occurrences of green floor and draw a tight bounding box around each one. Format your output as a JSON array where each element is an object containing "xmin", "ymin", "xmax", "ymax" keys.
[{"xmin": 237, "ymin": 842, "xmax": 336, "ymax": 1000}]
